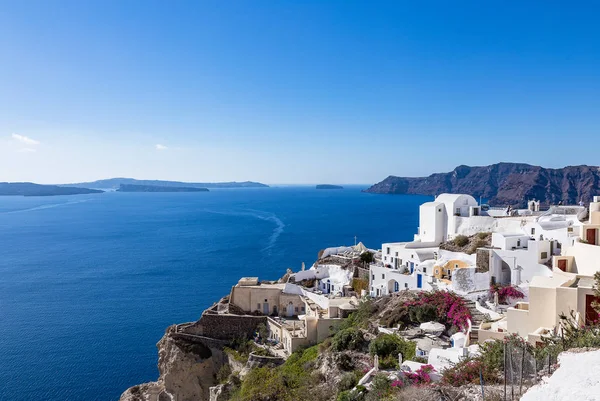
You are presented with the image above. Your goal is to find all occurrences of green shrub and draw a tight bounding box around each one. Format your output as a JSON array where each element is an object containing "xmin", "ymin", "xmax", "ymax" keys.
[
  {"xmin": 379, "ymin": 304, "xmax": 410, "ymax": 328},
  {"xmin": 237, "ymin": 367, "xmax": 288, "ymax": 401},
  {"xmin": 378, "ymin": 354, "xmax": 399, "ymax": 369},
  {"xmin": 453, "ymin": 235, "xmax": 469, "ymax": 247},
  {"xmin": 366, "ymin": 374, "xmax": 391, "ymax": 401},
  {"xmin": 360, "ymin": 252, "xmax": 375, "ymax": 265},
  {"xmin": 337, "ymin": 390, "xmax": 364, "ymax": 401},
  {"xmin": 217, "ymin": 363, "xmax": 232, "ymax": 383},
  {"xmin": 319, "ymin": 337, "xmax": 332, "ymax": 353},
  {"xmin": 338, "ymin": 372, "xmax": 359, "ymax": 391},
  {"xmin": 234, "ymin": 345, "xmax": 323, "ymax": 401},
  {"xmin": 368, "ymin": 334, "xmax": 416, "ymax": 362},
  {"xmin": 332, "ymin": 327, "xmax": 366, "ymax": 351},
  {"xmin": 338, "ymin": 299, "xmax": 377, "ymax": 331},
  {"xmin": 408, "ymin": 304, "xmax": 437, "ymax": 323}
]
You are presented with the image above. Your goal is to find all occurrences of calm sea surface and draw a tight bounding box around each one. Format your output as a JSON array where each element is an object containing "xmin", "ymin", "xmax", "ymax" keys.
[{"xmin": 0, "ymin": 187, "xmax": 430, "ymax": 400}]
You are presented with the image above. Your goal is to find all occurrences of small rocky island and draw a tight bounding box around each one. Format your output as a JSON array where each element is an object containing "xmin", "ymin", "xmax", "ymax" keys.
[
  {"xmin": 117, "ymin": 184, "xmax": 209, "ymax": 192},
  {"xmin": 0, "ymin": 182, "xmax": 103, "ymax": 196},
  {"xmin": 316, "ymin": 184, "xmax": 343, "ymax": 190}
]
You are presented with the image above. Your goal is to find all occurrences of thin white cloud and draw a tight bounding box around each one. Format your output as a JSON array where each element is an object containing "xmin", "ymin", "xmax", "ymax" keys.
[
  {"xmin": 18, "ymin": 148, "xmax": 37, "ymax": 153},
  {"xmin": 155, "ymin": 144, "xmax": 168, "ymax": 151},
  {"xmin": 12, "ymin": 133, "xmax": 40, "ymax": 145}
]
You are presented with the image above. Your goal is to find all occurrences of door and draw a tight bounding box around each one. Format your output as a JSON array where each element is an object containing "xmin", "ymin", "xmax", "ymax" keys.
[
  {"xmin": 286, "ymin": 302, "xmax": 294, "ymax": 317},
  {"xmin": 410, "ymin": 262, "xmax": 414, "ymax": 273},
  {"xmin": 417, "ymin": 274, "xmax": 422, "ymax": 288},
  {"xmin": 587, "ymin": 229, "xmax": 596, "ymax": 245},
  {"xmin": 585, "ymin": 295, "xmax": 600, "ymax": 325},
  {"xmin": 263, "ymin": 302, "xmax": 269, "ymax": 315},
  {"xmin": 557, "ymin": 259, "xmax": 567, "ymax": 272}
]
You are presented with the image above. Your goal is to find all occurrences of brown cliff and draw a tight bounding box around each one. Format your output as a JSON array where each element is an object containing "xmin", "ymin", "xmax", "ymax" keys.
[{"xmin": 364, "ymin": 163, "xmax": 600, "ymax": 207}]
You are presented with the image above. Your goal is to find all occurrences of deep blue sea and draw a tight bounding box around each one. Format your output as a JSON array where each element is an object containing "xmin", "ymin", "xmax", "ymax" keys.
[{"xmin": 0, "ymin": 187, "xmax": 430, "ymax": 401}]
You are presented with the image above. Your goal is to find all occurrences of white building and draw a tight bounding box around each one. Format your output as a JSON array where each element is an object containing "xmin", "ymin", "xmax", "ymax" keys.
[
  {"xmin": 290, "ymin": 264, "xmax": 353, "ymax": 296},
  {"xmin": 414, "ymin": 194, "xmax": 480, "ymax": 245}
]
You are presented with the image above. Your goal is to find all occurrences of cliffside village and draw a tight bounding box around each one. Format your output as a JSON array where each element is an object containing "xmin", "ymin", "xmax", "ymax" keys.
[{"xmin": 200, "ymin": 193, "xmax": 600, "ymax": 380}]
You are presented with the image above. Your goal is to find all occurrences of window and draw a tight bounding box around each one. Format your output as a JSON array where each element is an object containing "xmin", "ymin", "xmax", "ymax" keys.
[
  {"xmin": 387, "ymin": 247, "xmax": 390, "ymax": 255},
  {"xmin": 541, "ymin": 252, "xmax": 548, "ymax": 259},
  {"xmin": 404, "ymin": 283, "xmax": 408, "ymax": 288},
  {"xmin": 295, "ymin": 307, "xmax": 299, "ymax": 312},
  {"xmin": 531, "ymin": 228, "xmax": 535, "ymax": 235},
  {"xmin": 395, "ymin": 251, "xmax": 398, "ymax": 257},
  {"xmin": 454, "ymin": 264, "xmax": 459, "ymax": 269},
  {"xmin": 264, "ymin": 299, "xmax": 268, "ymax": 302},
  {"xmin": 257, "ymin": 303, "xmax": 261, "ymax": 310},
  {"xmin": 301, "ymin": 306, "xmax": 305, "ymax": 312},
  {"xmin": 435, "ymin": 269, "xmax": 439, "ymax": 275},
  {"xmin": 372, "ymin": 274, "xmax": 375, "ymax": 280},
  {"xmin": 568, "ymin": 227, "xmax": 573, "ymax": 233},
  {"xmin": 423, "ymin": 267, "xmax": 427, "ymax": 273},
  {"xmin": 456, "ymin": 208, "xmax": 461, "ymax": 215},
  {"xmin": 517, "ymin": 240, "xmax": 521, "ymax": 247},
  {"xmin": 382, "ymin": 274, "xmax": 385, "ymax": 279},
  {"xmin": 399, "ymin": 259, "xmax": 402, "ymax": 265},
  {"xmin": 438, "ymin": 208, "xmax": 442, "ymax": 212}
]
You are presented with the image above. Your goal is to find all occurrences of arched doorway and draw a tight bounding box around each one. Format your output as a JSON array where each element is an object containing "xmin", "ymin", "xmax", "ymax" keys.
[
  {"xmin": 387, "ymin": 279, "xmax": 399, "ymax": 294},
  {"xmin": 286, "ymin": 302, "xmax": 294, "ymax": 317}
]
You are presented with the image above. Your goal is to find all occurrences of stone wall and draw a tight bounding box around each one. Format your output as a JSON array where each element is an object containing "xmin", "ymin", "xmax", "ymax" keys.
[
  {"xmin": 476, "ymin": 248, "xmax": 490, "ymax": 273},
  {"xmin": 247, "ymin": 352, "xmax": 285, "ymax": 367},
  {"xmin": 183, "ymin": 312, "xmax": 267, "ymax": 341}
]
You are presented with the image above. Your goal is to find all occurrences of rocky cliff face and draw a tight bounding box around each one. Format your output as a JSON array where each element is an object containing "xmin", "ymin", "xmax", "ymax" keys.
[
  {"xmin": 364, "ymin": 163, "xmax": 600, "ymax": 207},
  {"xmin": 120, "ymin": 325, "xmax": 227, "ymax": 401}
]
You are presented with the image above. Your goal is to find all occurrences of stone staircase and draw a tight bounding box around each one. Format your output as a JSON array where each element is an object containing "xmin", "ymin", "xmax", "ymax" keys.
[{"xmin": 464, "ymin": 299, "xmax": 489, "ymax": 344}]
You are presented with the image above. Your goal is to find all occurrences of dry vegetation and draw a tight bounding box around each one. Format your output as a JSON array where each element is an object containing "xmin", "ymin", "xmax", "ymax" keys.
[{"xmin": 439, "ymin": 232, "xmax": 491, "ymax": 254}]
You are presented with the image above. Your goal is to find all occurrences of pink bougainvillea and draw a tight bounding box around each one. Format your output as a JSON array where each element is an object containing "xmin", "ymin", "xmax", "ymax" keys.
[
  {"xmin": 404, "ymin": 291, "xmax": 472, "ymax": 330},
  {"xmin": 404, "ymin": 364, "xmax": 435, "ymax": 385},
  {"xmin": 489, "ymin": 284, "xmax": 524, "ymax": 304}
]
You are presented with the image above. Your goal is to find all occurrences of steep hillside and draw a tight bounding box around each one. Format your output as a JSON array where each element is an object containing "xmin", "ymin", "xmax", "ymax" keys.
[{"xmin": 364, "ymin": 163, "xmax": 600, "ymax": 207}]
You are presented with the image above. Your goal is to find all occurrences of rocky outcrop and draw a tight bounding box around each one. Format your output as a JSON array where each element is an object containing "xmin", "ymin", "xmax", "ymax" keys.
[
  {"xmin": 364, "ymin": 163, "xmax": 600, "ymax": 207},
  {"xmin": 120, "ymin": 326, "xmax": 227, "ymax": 401}
]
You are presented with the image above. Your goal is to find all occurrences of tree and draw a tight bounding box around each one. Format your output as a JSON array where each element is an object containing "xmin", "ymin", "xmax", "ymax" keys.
[
  {"xmin": 360, "ymin": 252, "xmax": 374, "ymax": 266},
  {"xmin": 256, "ymin": 323, "xmax": 269, "ymax": 344}
]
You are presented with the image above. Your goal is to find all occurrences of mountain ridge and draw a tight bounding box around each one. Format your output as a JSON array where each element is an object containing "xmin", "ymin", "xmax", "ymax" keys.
[{"xmin": 364, "ymin": 163, "xmax": 600, "ymax": 207}]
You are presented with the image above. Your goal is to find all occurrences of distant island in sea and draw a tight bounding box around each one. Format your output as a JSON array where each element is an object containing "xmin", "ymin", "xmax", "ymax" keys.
[
  {"xmin": 0, "ymin": 182, "xmax": 103, "ymax": 197},
  {"xmin": 316, "ymin": 184, "xmax": 343, "ymax": 190},
  {"xmin": 0, "ymin": 178, "xmax": 267, "ymax": 197},
  {"xmin": 117, "ymin": 184, "xmax": 209, "ymax": 193},
  {"xmin": 62, "ymin": 178, "xmax": 268, "ymax": 189}
]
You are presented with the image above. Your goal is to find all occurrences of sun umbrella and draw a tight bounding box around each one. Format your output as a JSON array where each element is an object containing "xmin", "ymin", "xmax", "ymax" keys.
[{"xmin": 419, "ymin": 321, "xmax": 445, "ymax": 333}]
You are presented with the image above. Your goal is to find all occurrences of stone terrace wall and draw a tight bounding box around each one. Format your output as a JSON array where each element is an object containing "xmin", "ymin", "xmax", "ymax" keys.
[{"xmin": 183, "ymin": 312, "xmax": 267, "ymax": 341}]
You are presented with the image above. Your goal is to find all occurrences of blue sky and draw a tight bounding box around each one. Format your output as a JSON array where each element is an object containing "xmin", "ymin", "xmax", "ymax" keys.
[{"xmin": 1, "ymin": 1, "xmax": 599, "ymax": 184}]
